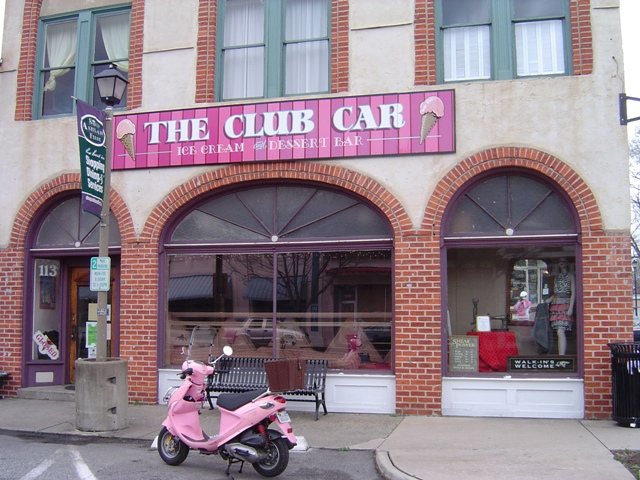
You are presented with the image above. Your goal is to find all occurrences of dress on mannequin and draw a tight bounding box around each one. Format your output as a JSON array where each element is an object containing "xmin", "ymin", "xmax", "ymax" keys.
[{"xmin": 548, "ymin": 258, "xmax": 575, "ymax": 355}]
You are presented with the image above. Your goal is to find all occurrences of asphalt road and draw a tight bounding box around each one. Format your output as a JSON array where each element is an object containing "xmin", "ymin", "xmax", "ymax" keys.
[{"xmin": 0, "ymin": 433, "xmax": 384, "ymax": 480}]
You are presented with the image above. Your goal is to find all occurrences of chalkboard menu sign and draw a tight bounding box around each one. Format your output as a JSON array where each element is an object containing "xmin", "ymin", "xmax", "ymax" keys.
[{"xmin": 448, "ymin": 335, "xmax": 479, "ymax": 372}]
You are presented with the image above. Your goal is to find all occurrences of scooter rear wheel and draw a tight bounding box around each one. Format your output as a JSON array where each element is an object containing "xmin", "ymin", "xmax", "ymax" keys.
[
  {"xmin": 158, "ymin": 426, "xmax": 190, "ymax": 466},
  {"xmin": 252, "ymin": 437, "xmax": 289, "ymax": 477}
]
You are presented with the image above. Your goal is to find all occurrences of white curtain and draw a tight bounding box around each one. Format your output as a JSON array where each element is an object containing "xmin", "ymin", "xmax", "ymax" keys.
[
  {"xmin": 516, "ymin": 20, "xmax": 565, "ymax": 76},
  {"xmin": 99, "ymin": 13, "xmax": 130, "ymax": 72},
  {"xmin": 444, "ymin": 25, "xmax": 491, "ymax": 81},
  {"xmin": 43, "ymin": 21, "xmax": 77, "ymax": 92},
  {"xmin": 285, "ymin": 0, "xmax": 328, "ymax": 95},
  {"xmin": 223, "ymin": 0, "xmax": 265, "ymax": 99}
]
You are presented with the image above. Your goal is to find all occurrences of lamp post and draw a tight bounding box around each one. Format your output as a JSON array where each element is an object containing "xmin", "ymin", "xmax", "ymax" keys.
[
  {"xmin": 75, "ymin": 64, "xmax": 130, "ymax": 432},
  {"xmin": 76, "ymin": 64, "xmax": 129, "ymax": 433},
  {"xmin": 93, "ymin": 64, "xmax": 128, "ymax": 361},
  {"xmin": 633, "ymin": 258, "xmax": 638, "ymax": 318}
]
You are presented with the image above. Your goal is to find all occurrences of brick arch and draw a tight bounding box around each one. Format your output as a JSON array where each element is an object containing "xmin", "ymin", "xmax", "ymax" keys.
[
  {"xmin": 9, "ymin": 173, "xmax": 135, "ymax": 248},
  {"xmin": 141, "ymin": 162, "xmax": 413, "ymax": 243},
  {"xmin": 423, "ymin": 147, "xmax": 603, "ymax": 236}
]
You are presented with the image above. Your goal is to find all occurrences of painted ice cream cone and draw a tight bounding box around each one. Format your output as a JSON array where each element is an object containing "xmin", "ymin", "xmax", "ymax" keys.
[
  {"xmin": 420, "ymin": 113, "xmax": 439, "ymax": 143},
  {"xmin": 419, "ymin": 96, "xmax": 445, "ymax": 144},
  {"xmin": 116, "ymin": 119, "xmax": 136, "ymax": 162}
]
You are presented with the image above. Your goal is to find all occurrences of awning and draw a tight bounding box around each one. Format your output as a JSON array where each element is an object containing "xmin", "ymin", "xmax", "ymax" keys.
[{"xmin": 168, "ymin": 275, "xmax": 212, "ymax": 301}]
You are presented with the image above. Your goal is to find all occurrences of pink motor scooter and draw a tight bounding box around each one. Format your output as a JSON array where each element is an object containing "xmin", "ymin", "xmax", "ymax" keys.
[{"xmin": 158, "ymin": 340, "xmax": 297, "ymax": 479}]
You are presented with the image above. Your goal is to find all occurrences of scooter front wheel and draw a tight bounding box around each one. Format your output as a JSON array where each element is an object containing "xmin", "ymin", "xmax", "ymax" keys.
[
  {"xmin": 252, "ymin": 437, "xmax": 289, "ymax": 478},
  {"xmin": 158, "ymin": 426, "xmax": 189, "ymax": 466}
]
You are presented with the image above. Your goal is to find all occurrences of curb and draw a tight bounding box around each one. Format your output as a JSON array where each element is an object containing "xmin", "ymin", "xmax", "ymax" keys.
[
  {"xmin": 0, "ymin": 428, "xmax": 150, "ymax": 446},
  {"xmin": 375, "ymin": 450, "xmax": 419, "ymax": 480}
]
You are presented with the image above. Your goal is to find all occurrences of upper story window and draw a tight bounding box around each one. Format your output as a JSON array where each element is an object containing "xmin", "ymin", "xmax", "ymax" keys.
[
  {"xmin": 437, "ymin": 0, "xmax": 570, "ymax": 83},
  {"xmin": 217, "ymin": 0, "xmax": 330, "ymax": 101},
  {"xmin": 35, "ymin": 7, "xmax": 130, "ymax": 118}
]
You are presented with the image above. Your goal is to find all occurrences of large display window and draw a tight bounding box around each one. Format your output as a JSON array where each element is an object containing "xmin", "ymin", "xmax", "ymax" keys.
[
  {"xmin": 443, "ymin": 171, "xmax": 580, "ymax": 375},
  {"xmin": 447, "ymin": 247, "xmax": 578, "ymax": 373},
  {"xmin": 166, "ymin": 250, "xmax": 392, "ymax": 370},
  {"xmin": 161, "ymin": 183, "xmax": 394, "ymax": 372}
]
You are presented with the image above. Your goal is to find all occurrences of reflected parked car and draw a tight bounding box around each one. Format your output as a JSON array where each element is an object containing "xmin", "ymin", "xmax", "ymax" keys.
[{"xmin": 240, "ymin": 317, "xmax": 306, "ymax": 347}]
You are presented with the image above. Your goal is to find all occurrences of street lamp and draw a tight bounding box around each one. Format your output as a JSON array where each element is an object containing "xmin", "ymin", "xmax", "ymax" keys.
[
  {"xmin": 75, "ymin": 65, "xmax": 130, "ymax": 433},
  {"xmin": 93, "ymin": 64, "xmax": 128, "ymax": 362},
  {"xmin": 633, "ymin": 258, "xmax": 638, "ymax": 318}
]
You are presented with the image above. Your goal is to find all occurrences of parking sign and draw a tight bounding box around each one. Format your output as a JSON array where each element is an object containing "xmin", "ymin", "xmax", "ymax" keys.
[{"xmin": 90, "ymin": 257, "xmax": 110, "ymax": 291}]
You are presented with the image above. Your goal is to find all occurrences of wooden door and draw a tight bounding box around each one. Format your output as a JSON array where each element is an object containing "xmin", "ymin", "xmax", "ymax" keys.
[
  {"xmin": 69, "ymin": 268, "xmax": 93, "ymax": 383},
  {"xmin": 68, "ymin": 267, "xmax": 115, "ymax": 382}
]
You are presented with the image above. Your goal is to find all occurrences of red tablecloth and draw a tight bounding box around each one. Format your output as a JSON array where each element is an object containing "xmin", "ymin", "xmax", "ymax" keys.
[{"xmin": 467, "ymin": 331, "xmax": 518, "ymax": 372}]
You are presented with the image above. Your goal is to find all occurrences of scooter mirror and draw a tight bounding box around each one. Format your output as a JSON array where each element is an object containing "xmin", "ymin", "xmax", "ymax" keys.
[{"xmin": 222, "ymin": 345, "xmax": 233, "ymax": 356}]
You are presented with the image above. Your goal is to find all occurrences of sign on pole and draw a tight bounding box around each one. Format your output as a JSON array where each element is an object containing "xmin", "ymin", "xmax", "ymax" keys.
[
  {"xmin": 77, "ymin": 99, "xmax": 107, "ymax": 218},
  {"xmin": 90, "ymin": 256, "xmax": 110, "ymax": 292}
]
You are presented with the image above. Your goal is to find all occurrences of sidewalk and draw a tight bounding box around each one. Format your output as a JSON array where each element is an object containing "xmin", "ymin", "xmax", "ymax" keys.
[{"xmin": 0, "ymin": 397, "xmax": 639, "ymax": 479}]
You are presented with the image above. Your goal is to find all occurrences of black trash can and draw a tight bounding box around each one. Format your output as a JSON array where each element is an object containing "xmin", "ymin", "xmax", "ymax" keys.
[{"xmin": 608, "ymin": 343, "xmax": 640, "ymax": 427}]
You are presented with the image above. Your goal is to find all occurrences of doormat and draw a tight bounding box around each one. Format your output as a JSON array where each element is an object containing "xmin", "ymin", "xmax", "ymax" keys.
[{"xmin": 65, "ymin": 385, "xmax": 75, "ymax": 391}]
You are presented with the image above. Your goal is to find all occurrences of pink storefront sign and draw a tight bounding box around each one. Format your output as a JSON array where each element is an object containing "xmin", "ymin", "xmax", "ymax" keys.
[{"xmin": 111, "ymin": 90, "xmax": 455, "ymax": 170}]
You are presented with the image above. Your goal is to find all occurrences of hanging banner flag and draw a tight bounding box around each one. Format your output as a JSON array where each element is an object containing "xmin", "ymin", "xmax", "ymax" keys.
[{"xmin": 76, "ymin": 99, "xmax": 106, "ymax": 218}]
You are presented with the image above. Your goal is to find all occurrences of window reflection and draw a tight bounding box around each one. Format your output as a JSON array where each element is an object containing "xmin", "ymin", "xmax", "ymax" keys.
[
  {"xmin": 509, "ymin": 259, "xmax": 549, "ymax": 314},
  {"xmin": 166, "ymin": 251, "xmax": 392, "ymax": 371}
]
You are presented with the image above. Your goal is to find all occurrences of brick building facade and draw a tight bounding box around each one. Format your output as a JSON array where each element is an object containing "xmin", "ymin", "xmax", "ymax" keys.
[{"xmin": 0, "ymin": 0, "xmax": 632, "ymax": 418}]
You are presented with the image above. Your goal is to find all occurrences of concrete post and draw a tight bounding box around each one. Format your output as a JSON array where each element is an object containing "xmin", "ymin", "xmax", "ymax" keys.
[{"xmin": 75, "ymin": 358, "xmax": 128, "ymax": 431}]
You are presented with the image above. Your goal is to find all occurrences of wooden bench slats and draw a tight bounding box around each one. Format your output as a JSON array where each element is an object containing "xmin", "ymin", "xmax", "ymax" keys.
[{"xmin": 206, "ymin": 357, "xmax": 328, "ymax": 420}]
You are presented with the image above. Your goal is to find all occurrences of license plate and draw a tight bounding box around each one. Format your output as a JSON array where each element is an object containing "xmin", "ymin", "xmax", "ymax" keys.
[{"xmin": 276, "ymin": 411, "xmax": 291, "ymax": 423}]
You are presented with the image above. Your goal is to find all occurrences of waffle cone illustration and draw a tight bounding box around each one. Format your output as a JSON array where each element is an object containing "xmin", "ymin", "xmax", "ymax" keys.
[
  {"xmin": 116, "ymin": 119, "xmax": 136, "ymax": 162},
  {"xmin": 418, "ymin": 96, "xmax": 445, "ymax": 144},
  {"xmin": 420, "ymin": 113, "xmax": 439, "ymax": 144},
  {"xmin": 120, "ymin": 134, "xmax": 135, "ymax": 161}
]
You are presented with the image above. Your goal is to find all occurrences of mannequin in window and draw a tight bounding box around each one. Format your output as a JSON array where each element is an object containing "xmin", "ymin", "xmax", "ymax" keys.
[
  {"xmin": 547, "ymin": 257, "xmax": 576, "ymax": 355},
  {"xmin": 513, "ymin": 291, "xmax": 532, "ymax": 321}
]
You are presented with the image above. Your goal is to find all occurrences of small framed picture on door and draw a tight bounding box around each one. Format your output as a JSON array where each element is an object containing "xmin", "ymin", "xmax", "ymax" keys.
[{"xmin": 40, "ymin": 276, "xmax": 56, "ymax": 310}]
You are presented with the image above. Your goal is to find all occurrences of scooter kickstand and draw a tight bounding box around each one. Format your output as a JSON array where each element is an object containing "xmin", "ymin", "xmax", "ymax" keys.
[
  {"xmin": 225, "ymin": 458, "xmax": 244, "ymax": 479},
  {"xmin": 224, "ymin": 462, "xmax": 234, "ymax": 480}
]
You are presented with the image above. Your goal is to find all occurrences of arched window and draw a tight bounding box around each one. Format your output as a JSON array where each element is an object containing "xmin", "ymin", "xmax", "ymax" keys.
[
  {"xmin": 168, "ymin": 184, "xmax": 391, "ymax": 245},
  {"xmin": 446, "ymin": 174, "xmax": 575, "ymax": 237},
  {"xmin": 162, "ymin": 184, "xmax": 394, "ymax": 372},
  {"xmin": 33, "ymin": 196, "xmax": 121, "ymax": 249},
  {"xmin": 443, "ymin": 171, "xmax": 580, "ymax": 375}
]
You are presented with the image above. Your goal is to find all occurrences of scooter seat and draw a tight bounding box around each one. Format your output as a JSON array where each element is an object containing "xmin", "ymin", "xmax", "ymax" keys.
[{"xmin": 216, "ymin": 389, "xmax": 268, "ymax": 411}]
